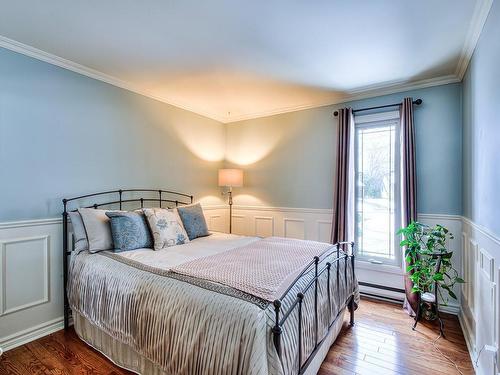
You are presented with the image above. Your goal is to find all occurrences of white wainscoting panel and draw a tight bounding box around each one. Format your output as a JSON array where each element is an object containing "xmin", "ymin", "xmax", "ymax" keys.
[
  {"xmin": 203, "ymin": 206, "xmax": 228, "ymax": 233},
  {"xmin": 231, "ymin": 215, "xmax": 246, "ymax": 235},
  {"xmin": 460, "ymin": 218, "xmax": 500, "ymax": 375},
  {"xmin": 317, "ymin": 220, "xmax": 332, "ymax": 243},
  {"xmin": 232, "ymin": 206, "xmax": 333, "ymax": 240},
  {"xmin": 207, "ymin": 214, "xmax": 224, "ymax": 233},
  {"xmin": 254, "ymin": 216, "xmax": 274, "ymax": 237},
  {"xmin": 0, "ymin": 219, "xmax": 63, "ymax": 352},
  {"xmin": 283, "ymin": 218, "xmax": 305, "ymax": 240},
  {"xmin": 1, "ymin": 235, "xmax": 50, "ymax": 316},
  {"xmin": 0, "ymin": 206, "xmax": 477, "ymax": 367}
]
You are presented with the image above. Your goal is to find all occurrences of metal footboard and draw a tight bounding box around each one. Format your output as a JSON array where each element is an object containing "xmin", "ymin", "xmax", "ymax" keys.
[{"xmin": 272, "ymin": 241, "xmax": 356, "ymax": 374}]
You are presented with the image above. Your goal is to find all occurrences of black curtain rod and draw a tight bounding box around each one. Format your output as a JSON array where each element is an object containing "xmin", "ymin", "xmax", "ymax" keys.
[{"xmin": 333, "ymin": 98, "xmax": 422, "ymax": 117}]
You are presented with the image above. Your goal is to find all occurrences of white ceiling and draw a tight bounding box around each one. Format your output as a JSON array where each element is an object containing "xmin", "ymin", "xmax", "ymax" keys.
[{"xmin": 0, "ymin": 0, "xmax": 492, "ymax": 122}]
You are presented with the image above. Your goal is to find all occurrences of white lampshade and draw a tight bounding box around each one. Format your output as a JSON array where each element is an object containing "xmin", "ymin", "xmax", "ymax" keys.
[{"xmin": 218, "ymin": 169, "xmax": 243, "ymax": 187}]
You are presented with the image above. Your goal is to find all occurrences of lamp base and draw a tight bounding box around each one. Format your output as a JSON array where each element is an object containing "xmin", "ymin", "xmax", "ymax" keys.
[{"xmin": 228, "ymin": 190, "xmax": 232, "ymax": 234}]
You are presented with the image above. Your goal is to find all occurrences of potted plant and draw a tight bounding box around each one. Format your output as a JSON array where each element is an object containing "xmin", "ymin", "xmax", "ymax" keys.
[{"xmin": 398, "ymin": 222, "xmax": 464, "ymax": 320}]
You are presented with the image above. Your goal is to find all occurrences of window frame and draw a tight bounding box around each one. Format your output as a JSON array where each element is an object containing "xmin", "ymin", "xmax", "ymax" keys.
[{"xmin": 353, "ymin": 110, "xmax": 402, "ymax": 268}]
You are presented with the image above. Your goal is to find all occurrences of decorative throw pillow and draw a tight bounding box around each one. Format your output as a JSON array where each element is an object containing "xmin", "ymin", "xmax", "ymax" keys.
[
  {"xmin": 143, "ymin": 208, "xmax": 189, "ymax": 250},
  {"xmin": 177, "ymin": 203, "xmax": 210, "ymax": 240},
  {"xmin": 78, "ymin": 208, "xmax": 117, "ymax": 253},
  {"xmin": 68, "ymin": 211, "xmax": 89, "ymax": 253},
  {"xmin": 105, "ymin": 211, "xmax": 153, "ymax": 252}
]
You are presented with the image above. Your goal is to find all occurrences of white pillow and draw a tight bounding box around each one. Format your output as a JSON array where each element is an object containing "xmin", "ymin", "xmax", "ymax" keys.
[
  {"xmin": 78, "ymin": 208, "xmax": 117, "ymax": 253},
  {"xmin": 68, "ymin": 211, "xmax": 89, "ymax": 253},
  {"xmin": 143, "ymin": 208, "xmax": 189, "ymax": 250}
]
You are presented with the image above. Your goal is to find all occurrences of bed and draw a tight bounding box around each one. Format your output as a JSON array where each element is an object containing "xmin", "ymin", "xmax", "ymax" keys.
[{"xmin": 62, "ymin": 189, "xmax": 359, "ymax": 375}]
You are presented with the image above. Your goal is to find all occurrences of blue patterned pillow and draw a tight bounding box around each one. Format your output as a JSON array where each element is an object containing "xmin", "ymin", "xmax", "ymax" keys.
[
  {"xmin": 177, "ymin": 203, "xmax": 210, "ymax": 240},
  {"xmin": 105, "ymin": 211, "xmax": 153, "ymax": 252}
]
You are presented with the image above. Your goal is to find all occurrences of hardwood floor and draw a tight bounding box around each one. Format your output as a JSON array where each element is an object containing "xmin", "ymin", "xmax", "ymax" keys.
[
  {"xmin": 319, "ymin": 298, "xmax": 474, "ymax": 375},
  {"xmin": 0, "ymin": 297, "xmax": 473, "ymax": 375}
]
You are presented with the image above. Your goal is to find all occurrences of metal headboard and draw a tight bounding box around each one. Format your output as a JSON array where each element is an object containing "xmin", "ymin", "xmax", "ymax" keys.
[{"xmin": 62, "ymin": 188, "xmax": 193, "ymax": 329}]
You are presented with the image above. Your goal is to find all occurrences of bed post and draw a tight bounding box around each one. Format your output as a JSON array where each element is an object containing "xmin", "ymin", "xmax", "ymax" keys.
[
  {"xmin": 348, "ymin": 241, "xmax": 355, "ymax": 326},
  {"xmin": 348, "ymin": 296, "xmax": 355, "ymax": 326},
  {"xmin": 297, "ymin": 292, "xmax": 304, "ymax": 369},
  {"xmin": 272, "ymin": 300, "xmax": 282, "ymax": 359},
  {"xmin": 62, "ymin": 199, "xmax": 69, "ymax": 330},
  {"xmin": 313, "ymin": 256, "xmax": 319, "ymax": 347},
  {"xmin": 336, "ymin": 243, "xmax": 340, "ymax": 301},
  {"xmin": 350, "ymin": 241, "xmax": 356, "ymax": 286}
]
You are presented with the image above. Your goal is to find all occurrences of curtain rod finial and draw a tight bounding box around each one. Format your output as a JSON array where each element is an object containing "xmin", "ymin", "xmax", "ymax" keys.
[
  {"xmin": 333, "ymin": 111, "xmax": 339, "ymax": 117},
  {"xmin": 414, "ymin": 99, "xmax": 423, "ymax": 105}
]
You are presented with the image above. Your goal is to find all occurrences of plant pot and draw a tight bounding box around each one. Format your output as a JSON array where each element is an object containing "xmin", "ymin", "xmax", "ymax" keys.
[{"xmin": 422, "ymin": 302, "xmax": 437, "ymax": 321}]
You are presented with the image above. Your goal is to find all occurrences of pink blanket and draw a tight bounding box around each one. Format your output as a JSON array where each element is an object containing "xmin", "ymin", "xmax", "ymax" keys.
[{"xmin": 171, "ymin": 237, "xmax": 333, "ymax": 301}]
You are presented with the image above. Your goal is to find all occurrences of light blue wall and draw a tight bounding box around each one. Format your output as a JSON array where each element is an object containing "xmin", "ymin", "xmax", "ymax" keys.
[
  {"xmin": 0, "ymin": 47, "xmax": 225, "ymax": 221},
  {"xmin": 462, "ymin": 0, "xmax": 500, "ymax": 237},
  {"xmin": 226, "ymin": 83, "xmax": 463, "ymax": 214},
  {"xmin": 0, "ymin": 45, "xmax": 465, "ymax": 221}
]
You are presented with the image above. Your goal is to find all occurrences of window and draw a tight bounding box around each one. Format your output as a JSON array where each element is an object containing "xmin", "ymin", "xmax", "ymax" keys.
[{"xmin": 354, "ymin": 112, "xmax": 400, "ymax": 266}]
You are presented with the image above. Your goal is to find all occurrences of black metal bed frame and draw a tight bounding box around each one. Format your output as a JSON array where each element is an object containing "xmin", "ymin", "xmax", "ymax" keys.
[
  {"xmin": 62, "ymin": 189, "xmax": 193, "ymax": 329},
  {"xmin": 62, "ymin": 188, "xmax": 356, "ymax": 375},
  {"xmin": 272, "ymin": 241, "xmax": 356, "ymax": 374}
]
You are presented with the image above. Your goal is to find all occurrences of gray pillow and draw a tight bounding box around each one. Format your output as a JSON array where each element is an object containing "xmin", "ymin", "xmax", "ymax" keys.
[
  {"xmin": 78, "ymin": 208, "xmax": 116, "ymax": 253},
  {"xmin": 68, "ymin": 211, "xmax": 89, "ymax": 253},
  {"xmin": 177, "ymin": 203, "xmax": 210, "ymax": 240},
  {"xmin": 106, "ymin": 211, "xmax": 153, "ymax": 252}
]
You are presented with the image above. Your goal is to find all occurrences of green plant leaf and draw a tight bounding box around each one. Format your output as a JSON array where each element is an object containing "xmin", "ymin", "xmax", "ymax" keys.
[
  {"xmin": 399, "ymin": 222, "xmax": 459, "ymax": 298},
  {"xmin": 433, "ymin": 273, "xmax": 444, "ymax": 281}
]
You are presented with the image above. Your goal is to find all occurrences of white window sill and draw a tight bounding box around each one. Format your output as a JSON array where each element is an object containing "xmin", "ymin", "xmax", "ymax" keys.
[{"xmin": 355, "ymin": 259, "xmax": 404, "ymax": 275}]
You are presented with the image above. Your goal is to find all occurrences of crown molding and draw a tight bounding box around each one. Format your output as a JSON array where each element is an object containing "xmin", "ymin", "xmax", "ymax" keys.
[
  {"xmin": 0, "ymin": 35, "xmax": 227, "ymax": 123},
  {"xmin": 224, "ymin": 74, "xmax": 461, "ymax": 123},
  {"xmin": 1, "ymin": 0, "xmax": 492, "ymax": 126},
  {"xmin": 455, "ymin": 0, "xmax": 493, "ymax": 80},
  {"xmin": 344, "ymin": 74, "xmax": 460, "ymax": 99}
]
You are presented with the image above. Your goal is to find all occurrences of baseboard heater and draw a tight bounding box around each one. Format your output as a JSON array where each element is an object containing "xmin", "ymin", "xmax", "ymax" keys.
[{"xmin": 358, "ymin": 281, "xmax": 405, "ymax": 304}]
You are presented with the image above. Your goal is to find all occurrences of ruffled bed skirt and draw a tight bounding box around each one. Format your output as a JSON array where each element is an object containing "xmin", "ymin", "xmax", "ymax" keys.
[{"xmin": 73, "ymin": 309, "xmax": 348, "ymax": 375}]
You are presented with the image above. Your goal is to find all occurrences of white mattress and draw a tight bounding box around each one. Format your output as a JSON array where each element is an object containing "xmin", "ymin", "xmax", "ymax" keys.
[{"xmin": 114, "ymin": 231, "xmax": 259, "ymax": 271}]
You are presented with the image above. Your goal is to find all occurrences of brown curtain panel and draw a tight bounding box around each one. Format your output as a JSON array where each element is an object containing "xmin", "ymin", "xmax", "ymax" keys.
[
  {"xmin": 331, "ymin": 107, "xmax": 355, "ymax": 244},
  {"xmin": 400, "ymin": 97, "xmax": 418, "ymax": 315}
]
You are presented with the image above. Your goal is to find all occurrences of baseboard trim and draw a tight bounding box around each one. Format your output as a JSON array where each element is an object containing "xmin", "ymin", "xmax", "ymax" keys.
[
  {"xmin": 458, "ymin": 309, "xmax": 477, "ymax": 371},
  {"xmin": 360, "ymin": 292, "xmax": 403, "ymax": 304},
  {"xmin": 439, "ymin": 304, "xmax": 460, "ymax": 315},
  {"xmin": 0, "ymin": 317, "xmax": 64, "ymax": 352}
]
